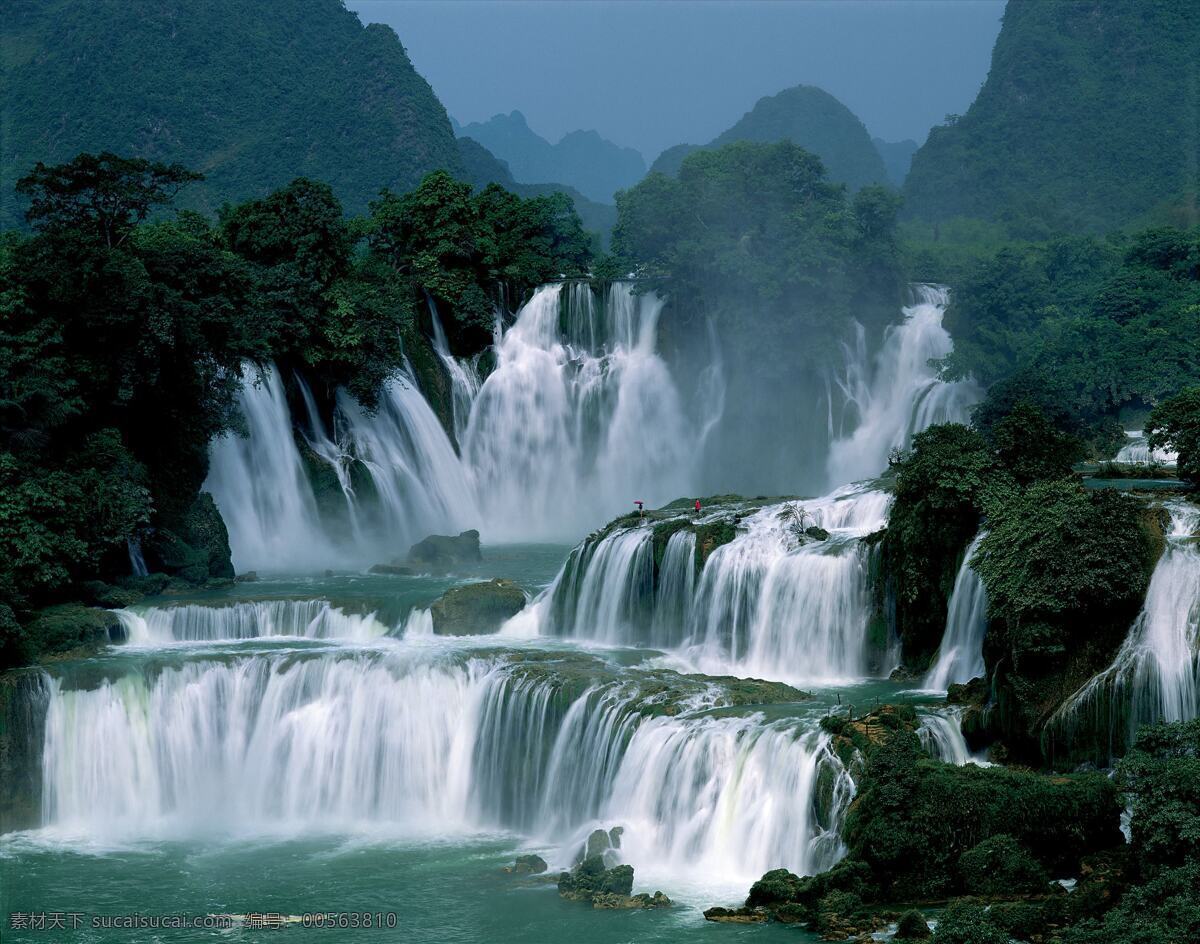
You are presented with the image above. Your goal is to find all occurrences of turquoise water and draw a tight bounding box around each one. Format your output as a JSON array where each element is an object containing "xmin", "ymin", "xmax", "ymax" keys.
[{"xmin": 1, "ymin": 543, "xmax": 946, "ymax": 943}]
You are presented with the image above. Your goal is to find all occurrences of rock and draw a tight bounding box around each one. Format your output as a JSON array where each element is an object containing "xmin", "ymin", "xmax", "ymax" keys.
[
  {"xmin": 234, "ymin": 571, "xmax": 259, "ymax": 583},
  {"xmin": 503, "ymin": 854, "xmax": 548, "ymax": 875},
  {"xmin": 805, "ymin": 525, "xmax": 831, "ymax": 541},
  {"xmin": 592, "ymin": 891, "xmax": 672, "ymax": 909},
  {"xmin": 704, "ymin": 906, "xmax": 767, "ymax": 923},
  {"xmin": 558, "ymin": 857, "xmax": 635, "ymax": 903},
  {"xmin": 21, "ymin": 605, "xmax": 124, "ymax": 661},
  {"xmin": 581, "ymin": 827, "xmax": 623, "ymax": 865},
  {"xmin": 430, "ymin": 579, "xmax": 525, "ymax": 635},
  {"xmin": 407, "ymin": 530, "xmax": 482, "ymax": 571},
  {"xmin": 368, "ymin": 563, "xmax": 414, "ymax": 576},
  {"xmin": 79, "ymin": 580, "xmax": 142, "ymax": 609}
]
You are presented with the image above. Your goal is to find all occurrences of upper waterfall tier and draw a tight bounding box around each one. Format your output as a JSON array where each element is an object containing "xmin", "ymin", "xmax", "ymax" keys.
[
  {"xmin": 924, "ymin": 532, "xmax": 989, "ymax": 692},
  {"xmin": 826, "ymin": 284, "xmax": 979, "ymax": 489}
]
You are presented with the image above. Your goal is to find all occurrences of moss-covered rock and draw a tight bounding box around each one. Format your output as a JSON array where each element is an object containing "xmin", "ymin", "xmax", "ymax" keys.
[
  {"xmin": 503, "ymin": 854, "xmax": 548, "ymax": 875},
  {"xmin": 895, "ymin": 909, "xmax": 932, "ymax": 940},
  {"xmin": 408, "ymin": 529, "xmax": 482, "ymax": 571},
  {"xmin": 430, "ymin": 579, "xmax": 525, "ymax": 635},
  {"xmin": 558, "ymin": 857, "xmax": 635, "ymax": 903},
  {"xmin": 958, "ymin": 834, "xmax": 1048, "ymax": 896},
  {"xmin": 694, "ymin": 518, "xmax": 738, "ymax": 573},
  {"xmin": 21, "ymin": 605, "xmax": 124, "ymax": 661},
  {"xmin": 175, "ymin": 493, "xmax": 235, "ymax": 580}
]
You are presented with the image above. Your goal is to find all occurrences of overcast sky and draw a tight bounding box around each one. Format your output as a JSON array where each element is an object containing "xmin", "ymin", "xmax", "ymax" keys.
[{"xmin": 348, "ymin": 0, "xmax": 1006, "ymax": 161}]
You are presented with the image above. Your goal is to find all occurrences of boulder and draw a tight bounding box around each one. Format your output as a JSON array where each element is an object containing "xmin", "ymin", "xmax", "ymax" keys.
[
  {"xmin": 368, "ymin": 563, "xmax": 414, "ymax": 576},
  {"xmin": 704, "ymin": 907, "xmax": 767, "ymax": 923},
  {"xmin": 430, "ymin": 579, "xmax": 525, "ymax": 635},
  {"xmin": 407, "ymin": 530, "xmax": 482, "ymax": 571},
  {"xmin": 805, "ymin": 525, "xmax": 831, "ymax": 541},
  {"xmin": 592, "ymin": 891, "xmax": 672, "ymax": 910},
  {"xmin": 895, "ymin": 909, "xmax": 932, "ymax": 940},
  {"xmin": 558, "ymin": 857, "xmax": 635, "ymax": 903},
  {"xmin": 503, "ymin": 854, "xmax": 548, "ymax": 875}
]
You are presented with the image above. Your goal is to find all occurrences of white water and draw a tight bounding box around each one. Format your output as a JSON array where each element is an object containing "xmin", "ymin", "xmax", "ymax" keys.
[
  {"xmin": 37, "ymin": 648, "xmax": 851, "ymax": 886},
  {"xmin": 924, "ymin": 533, "xmax": 988, "ymax": 691},
  {"xmin": 540, "ymin": 484, "xmax": 893, "ymax": 686},
  {"xmin": 1050, "ymin": 503, "xmax": 1200, "ymax": 757},
  {"xmin": 205, "ymin": 365, "xmax": 335, "ymax": 572},
  {"xmin": 115, "ymin": 601, "xmax": 390, "ymax": 645},
  {"xmin": 462, "ymin": 283, "xmax": 695, "ymax": 541},
  {"xmin": 826, "ymin": 285, "xmax": 978, "ymax": 488},
  {"xmin": 205, "ymin": 283, "xmax": 703, "ymax": 569},
  {"xmin": 1114, "ymin": 430, "xmax": 1178, "ymax": 466},
  {"xmin": 918, "ymin": 707, "xmax": 988, "ymax": 766}
]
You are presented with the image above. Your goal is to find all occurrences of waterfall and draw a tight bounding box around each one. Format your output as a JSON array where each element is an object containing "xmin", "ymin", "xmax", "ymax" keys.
[
  {"xmin": 461, "ymin": 282, "xmax": 696, "ymax": 542},
  {"xmin": 604, "ymin": 715, "xmax": 853, "ymax": 885},
  {"xmin": 205, "ymin": 282, "xmax": 706, "ymax": 568},
  {"xmin": 37, "ymin": 650, "xmax": 852, "ymax": 882},
  {"xmin": 205, "ymin": 365, "xmax": 335, "ymax": 573},
  {"xmin": 924, "ymin": 533, "xmax": 988, "ymax": 691},
  {"xmin": 918, "ymin": 707, "xmax": 987, "ymax": 766},
  {"xmin": 126, "ymin": 537, "xmax": 148, "ymax": 577},
  {"xmin": 540, "ymin": 485, "xmax": 893, "ymax": 685},
  {"xmin": 115, "ymin": 601, "xmax": 390, "ymax": 645},
  {"xmin": 826, "ymin": 285, "xmax": 979, "ymax": 488},
  {"xmin": 1048, "ymin": 502, "xmax": 1200, "ymax": 760},
  {"xmin": 428, "ymin": 297, "xmax": 482, "ymax": 444},
  {"xmin": 1114, "ymin": 430, "xmax": 1177, "ymax": 466}
]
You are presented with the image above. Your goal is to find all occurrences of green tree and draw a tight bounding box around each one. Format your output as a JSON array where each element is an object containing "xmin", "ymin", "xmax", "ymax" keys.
[{"xmin": 1146, "ymin": 387, "xmax": 1200, "ymax": 483}]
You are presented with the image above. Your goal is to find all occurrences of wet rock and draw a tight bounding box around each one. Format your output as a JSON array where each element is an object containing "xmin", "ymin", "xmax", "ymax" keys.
[
  {"xmin": 430, "ymin": 579, "xmax": 526, "ymax": 635},
  {"xmin": 235, "ymin": 571, "xmax": 259, "ymax": 583},
  {"xmin": 368, "ymin": 563, "xmax": 414, "ymax": 576},
  {"xmin": 503, "ymin": 854, "xmax": 548, "ymax": 875},
  {"xmin": 805, "ymin": 525, "xmax": 831, "ymax": 541},
  {"xmin": 592, "ymin": 891, "xmax": 672, "ymax": 909},
  {"xmin": 79, "ymin": 580, "xmax": 142, "ymax": 609},
  {"xmin": 558, "ymin": 857, "xmax": 634, "ymax": 903},
  {"xmin": 407, "ymin": 529, "xmax": 482, "ymax": 571},
  {"xmin": 21, "ymin": 605, "xmax": 124, "ymax": 661},
  {"xmin": 580, "ymin": 826, "xmax": 623, "ymax": 866},
  {"xmin": 704, "ymin": 906, "xmax": 767, "ymax": 923}
]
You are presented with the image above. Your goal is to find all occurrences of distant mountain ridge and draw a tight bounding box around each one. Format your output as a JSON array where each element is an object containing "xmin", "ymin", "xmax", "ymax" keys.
[
  {"xmin": 904, "ymin": 0, "xmax": 1200, "ymax": 231},
  {"xmin": 649, "ymin": 85, "xmax": 889, "ymax": 191},
  {"xmin": 2, "ymin": 0, "xmax": 468, "ymax": 226},
  {"xmin": 871, "ymin": 138, "xmax": 919, "ymax": 187},
  {"xmin": 457, "ymin": 111, "xmax": 646, "ymax": 203}
]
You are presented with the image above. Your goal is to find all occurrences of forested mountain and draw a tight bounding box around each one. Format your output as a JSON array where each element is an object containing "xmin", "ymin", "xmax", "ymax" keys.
[
  {"xmin": 457, "ymin": 111, "xmax": 646, "ymax": 203},
  {"xmin": 904, "ymin": 0, "xmax": 1200, "ymax": 233},
  {"xmin": 648, "ymin": 85, "xmax": 889, "ymax": 191},
  {"xmin": 872, "ymin": 137, "xmax": 919, "ymax": 186},
  {"xmin": 456, "ymin": 138, "xmax": 617, "ymax": 240},
  {"xmin": 1, "ymin": 0, "xmax": 464, "ymax": 225}
]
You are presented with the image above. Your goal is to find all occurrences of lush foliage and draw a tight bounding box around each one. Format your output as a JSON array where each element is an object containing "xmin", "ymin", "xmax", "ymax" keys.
[
  {"xmin": 0, "ymin": 154, "xmax": 592, "ymax": 667},
  {"xmin": 943, "ymin": 228, "xmax": 1199, "ymax": 445},
  {"xmin": 649, "ymin": 85, "xmax": 889, "ymax": 192},
  {"xmin": 881, "ymin": 424, "xmax": 997, "ymax": 665},
  {"xmin": 1, "ymin": 0, "xmax": 463, "ymax": 226},
  {"xmin": 904, "ymin": 0, "xmax": 1199, "ymax": 233},
  {"xmin": 1147, "ymin": 387, "xmax": 1200, "ymax": 483}
]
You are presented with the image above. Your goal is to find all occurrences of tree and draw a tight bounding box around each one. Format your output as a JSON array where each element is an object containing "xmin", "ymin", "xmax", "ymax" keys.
[
  {"xmin": 17, "ymin": 152, "xmax": 202, "ymax": 248},
  {"xmin": 1146, "ymin": 387, "xmax": 1200, "ymax": 483}
]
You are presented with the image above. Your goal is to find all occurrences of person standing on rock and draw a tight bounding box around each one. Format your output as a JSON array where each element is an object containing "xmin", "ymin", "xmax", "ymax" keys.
[
  {"xmin": 634, "ymin": 500, "xmax": 644, "ymax": 517},
  {"xmin": 694, "ymin": 498, "xmax": 702, "ymax": 516}
]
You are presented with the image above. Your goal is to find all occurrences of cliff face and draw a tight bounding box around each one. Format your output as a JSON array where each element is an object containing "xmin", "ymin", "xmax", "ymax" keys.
[
  {"xmin": 2, "ymin": 0, "xmax": 464, "ymax": 224},
  {"xmin": 904, "ymin": 0, "xmax": 1200, "ymax": 232}
]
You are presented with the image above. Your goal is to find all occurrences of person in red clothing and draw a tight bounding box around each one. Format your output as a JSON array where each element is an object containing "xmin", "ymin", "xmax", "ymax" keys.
[
  {"xmin": 634, "ymin": 500, "xmax": 644, "ymax": 517},
  {"xmin": 694, "ymin": 498, "xmax": 701, "ymax": 515}
]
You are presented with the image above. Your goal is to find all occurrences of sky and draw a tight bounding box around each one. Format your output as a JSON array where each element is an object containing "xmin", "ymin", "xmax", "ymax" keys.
[{"xmin": 347, "ymin": 0, "xmax": 1006, "ymax": 161}]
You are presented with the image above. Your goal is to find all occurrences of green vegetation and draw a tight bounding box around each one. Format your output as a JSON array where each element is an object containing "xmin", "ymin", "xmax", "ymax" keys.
[
  {"xmin": 904, "ymin": 0, "xmax": 1199, "ymax": 233},
  {"xmin": 1, "ymin": 0, "xmax": 463, "ymax": 226},
  {"xmin": 1147, "ymin": 387, "xmax": 1200, "ymax": 483},
  {"xmin": 939, "ymin": 228, "xmax": 1199, "ymax": 445},
  {"xmin": 0, "ymin": 152, "xmax": 592, "ymax": 667},
  {"xmin": 649, "ymin": 85, "xmax": 889, "ymax": 192}
]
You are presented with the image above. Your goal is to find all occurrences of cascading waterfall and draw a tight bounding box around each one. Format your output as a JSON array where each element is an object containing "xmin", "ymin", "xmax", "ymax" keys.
[
  {"xmin": 428, "ymin": 297, "xmax": 483, "ymax": 444},
  {"xmin": 462, "ymin": 282, "xmax": 696, "ymax": 542},
  {"xmin": 1114, "ymin": 430, "xmax": 1177, "ymax": 466},
  {"xmin": 37, "ymin": 649, "xmax": 852, "ymax": 883},
  {"xmin": 918, "ymin": 707, "xmax": 987, "ymax": 766},
  {"xmin": 826, "ymin": 285, "xmax": 978, "ymax": 488},
  {"xmin": 116, "ymin": 601, "xmax": 390, "ymax": 645},
  {"xmin": 205, "ymin": 365, "xmax": 336, "ymax": 572},
  {"xmin": 540, "ymin": 485, "xmax": 893, "ymax": 685},
  {"xmin": 1048, "ymin": 502, "xmax": 1200, "ymax": 759},
  {"xmin": 924, "ymin": 533, "xmax": 989, "ymax": 691}
]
